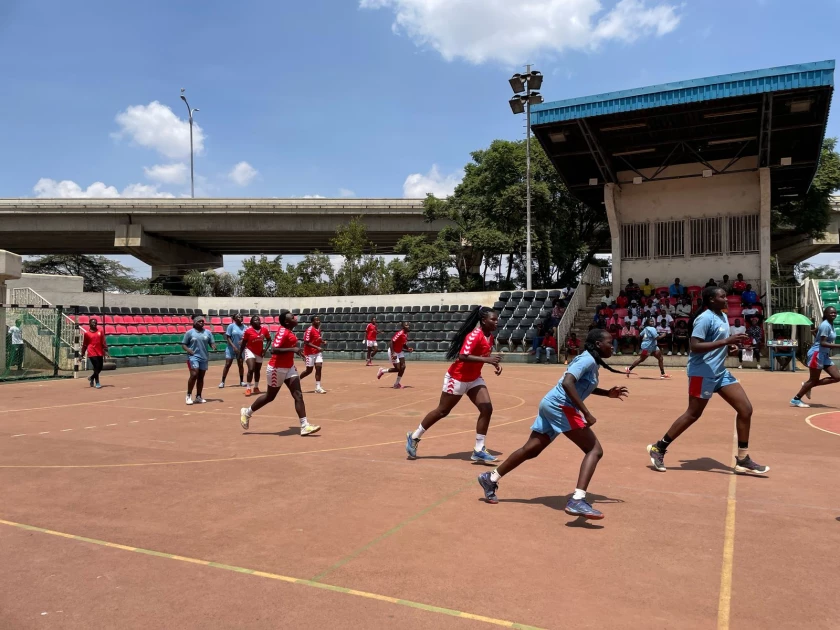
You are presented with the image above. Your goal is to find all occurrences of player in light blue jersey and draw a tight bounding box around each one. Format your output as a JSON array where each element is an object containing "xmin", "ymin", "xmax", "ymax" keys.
[
  {"xmin": 791, "ymin": 306, "xmax": 840, "ymax": 407},
  {"xmin": 647, "ymin": 287, "xmax": 769, "ymax": 476},
  {"xmin": 624, "ymin": 317, "xmax": 670, "ymax": 379},
  {"xmin": 477, "ymin": 329, "xmax": 628, "ymax": 520}
]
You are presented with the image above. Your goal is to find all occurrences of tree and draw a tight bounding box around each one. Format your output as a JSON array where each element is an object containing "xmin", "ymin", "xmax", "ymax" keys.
[
  {"xmin": 423, "ymin": 138, "xmax": 608, "ymax": 290},
  {"xmin": 22, "ymin": 254, "xmax": 147, "ymax": 293},
  {"xmin": 330, "ymin": 217, "xmax": 392, "ymax": 296},
  {"xmin": 183, "ymin": 269, "xmax": 240, "ymax": 297},
  {"xmin": 238, "ymin": 256, "xmax": 293, "ymax": 297},
  {"xmin": 773, "ymin": 137, "xmax": 840, "ymax": 238},
  {"xmin": 795, "ymin": 262, "xmax": 840, "ymax": 280},
  {"xmin": 389, "ymin": 235, "xmax": 455, "ymax": 293},
  {"xmin": 288, "ymin": 252, "xmax": 336, "ymax": 297}
]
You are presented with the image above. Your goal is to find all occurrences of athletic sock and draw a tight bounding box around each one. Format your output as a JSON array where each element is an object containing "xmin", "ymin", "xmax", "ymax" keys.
[
  {"xmin": 315, "ymin": 381, "xmax": 321, "ymax": 388},
  {"xmin": 489, "ymin": 469, "xmax": 501, "ymax": 483},
  {"xmin": 572, "ymin": 488, "xmax": 586, "ymax": 500},
  {"xmin": 793, "ymin": 395, "xmax": 801, "ymax": 401},
  {"xmin": 411, "ymin": 425, "xmax": 426, "ymax": 440},
  {"xmin": 395, "ymin": 376, "xmax": 402, "ymax": 385},
  {"xmin": 299, "ymin": 416, "xmax": 308, "ymax": 428},
  {"xmin": 655, "ymin": 433, "xmax": 673, "ymax": 451},
  {"xmin": 660, "ymin": 368, "xmax": 665, "ymax": 375},
  {"xmin": 737, "ymin": 441, "xmax": 749, "ymax": 459},
  {"xmin": 245, "ymin": 407, "xmax": 253, "ymax": 417},
  {"xmin": 475, "ymin": 434, "xmax": 486, "ymax": 452}
]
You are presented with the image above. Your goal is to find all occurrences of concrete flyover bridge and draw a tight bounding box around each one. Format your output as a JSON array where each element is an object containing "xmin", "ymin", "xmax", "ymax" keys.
[{"xmin": 0, "ymin": 198, "xmax": 446, "ymax": 277}]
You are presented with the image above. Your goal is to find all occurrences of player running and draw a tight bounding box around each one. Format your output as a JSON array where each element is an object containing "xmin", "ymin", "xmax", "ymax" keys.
[
  {"xmin": 365, "ymin": 316, "xmax": 379, "ymax": 366},
  {"xmin": 791, "ymin": 306, "xmax": 840, "ymax": 407},
  {"xmin": 241, "ymin": 316, "xmax": 271, "ymax": 396},
  {"xmin": 624, "ymin": 317, "xmax": 670, "ymax": 379},
  {"xmin": 300, "ymin": 315, "xmax": 327, "ymax": 394},
  {"xmin": 477, "ymin": 329, "xmax": 628, "ymax": 519},
  {"xmin": 405, "ymin": 306, "xmax": 502, "ymax": 463},
  {"xmin": 646, "ymin": 287, "xmax": 769, "ymax": 475},
  {"xmin": 220, "ymin": 312, "xmax": 246, "ymax": 389},
  {"xmin": 80, "ymin": 317, "xmax": 108, "ymax": 389},
  {"xmin": 239, "ymin": 310, "xmax": 320, "ymax": 436},
  {"xmin": 377, "ymin": 321, "xmax": 413, "ymax": 389},
  {"xmin": 182, "ymin": 315, "xmax": 216, "ymax": 405}
]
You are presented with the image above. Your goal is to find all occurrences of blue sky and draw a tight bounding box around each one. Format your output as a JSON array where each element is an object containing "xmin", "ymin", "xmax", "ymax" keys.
[{"xmin": 1, "ymin": 0, "xmax": 839, "ymax": 274}]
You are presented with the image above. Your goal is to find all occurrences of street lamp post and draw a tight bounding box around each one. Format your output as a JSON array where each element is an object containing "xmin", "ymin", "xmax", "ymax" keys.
[
  {"xmin": 509, "ymin": 67, "xmax": 543, "ymax": 291},
  {"xmin": 180, "ymin": 88, "xmax": 200, "ymax": 198}
]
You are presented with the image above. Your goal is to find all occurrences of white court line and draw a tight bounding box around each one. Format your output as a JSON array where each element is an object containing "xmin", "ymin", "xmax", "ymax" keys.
[
  {"xmin": 11, "ymin": 434, "xmax": 25, "ymax": 438},
  {"xmin": 61, "ymin": 429, "xmax": 73, "ymax": 432},
  {"xmin": 38, "ymin": 432, "xmax": 50, "ymax": 435},
  {"xmin": 105, "ymin": 424, "xmax": 117, "ymax": 427},
  {"xmin": 84, "ymin": 426, "xmax": 96, "ymax": 429}
]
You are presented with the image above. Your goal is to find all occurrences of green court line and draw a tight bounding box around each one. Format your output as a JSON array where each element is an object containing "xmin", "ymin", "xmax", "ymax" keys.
[
  {"xmin": 310, "ymin": 482, "xmax": 473, "ymax": 582},
  {"xmin": 0, "ymin": 518, "xmax": 543, "ymax": 630}
]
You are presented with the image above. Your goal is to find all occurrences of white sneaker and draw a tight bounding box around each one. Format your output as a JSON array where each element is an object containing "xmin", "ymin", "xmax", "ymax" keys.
[
  {"xmin": 194, "ymin": 396, "xmax": 206, "ymax": 404},
  {"xmin": 218, "ymin": 382, "xmax": 225, "ymax": 388},
  {"xmin": 240, "ymin": 408, "xmax": 251, "ymax": 430},
  {"xmin": 186, "ymin": 396, "xmax": 194, "ymax": 405},
  {"xmin": 315, "ymin": 386, "xmax": 327, "ymax": 394},
  {"xmin": 300, "ymin": 423, "xmax": 321, "ymax": 436},
  {"xmin": 667, "ymin": 351, "xmax": 672, "ymax": 356},
  {"xmin": 240, "ymin": 382, "xmax": 248, "ymax": 387},
  {"xmin": 737, "ymin": 364, "xmax": 742, "ymax": 369}
]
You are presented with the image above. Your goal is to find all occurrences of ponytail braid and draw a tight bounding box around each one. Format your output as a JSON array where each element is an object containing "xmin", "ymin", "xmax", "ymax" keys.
[
  {"xmin": 583, "ymin": 329, "xmax": 622, "ymax": 374},
  {"xmin": 447, "ymin": 306, "xmax": 494, "ymax": 361}
]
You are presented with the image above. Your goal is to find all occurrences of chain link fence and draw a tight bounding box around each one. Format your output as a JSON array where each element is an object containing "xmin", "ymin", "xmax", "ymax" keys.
[{"xmin": 1, "ymin": 305, "xmax": 75, "ymax": 382}]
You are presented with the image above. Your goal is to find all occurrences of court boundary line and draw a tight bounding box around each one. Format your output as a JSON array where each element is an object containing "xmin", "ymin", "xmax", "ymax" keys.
[
  {"xmin": 0, "ymin": 415, "xmax": 533, "ymax": 469},
  {"xmin": 0, "ymin": 518, "xmax": 543, "ymax": 629},
  {"xmin": 805, "ymin": 411, "xmax": 840, "ymax": 437},
  {"xmin": 716, "ymin": 426, "xmax": 738, "ymax": 630}
]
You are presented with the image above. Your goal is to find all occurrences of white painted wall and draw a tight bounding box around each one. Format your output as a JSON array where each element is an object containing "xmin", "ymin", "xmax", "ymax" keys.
[{"xmin": 6, "ymin": 273, "xmax": 84, "ymax": 294}]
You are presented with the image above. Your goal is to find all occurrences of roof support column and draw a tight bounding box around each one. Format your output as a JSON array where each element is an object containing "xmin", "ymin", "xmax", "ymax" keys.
[
  {"xmin": 759, "ymin": 167, "xmax": 772, "ymax": 297},
  {"xmin": 604, "ymin": 183, "xmax": 621, "ymax": 296},
  {"xmin": 114, "ymin": 224, "xmax": 222, "ymax": 279}
]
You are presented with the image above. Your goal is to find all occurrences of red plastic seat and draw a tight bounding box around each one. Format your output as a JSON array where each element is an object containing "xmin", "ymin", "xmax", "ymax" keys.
[
  {"xmin": 143, "ymin": 315, "xmax": 154, "ymax": 324},
  {"xmin": 104, "ymin": 315, "xmax": 114, "ymax": 324},
  {"xmin": 166, "ymin": 325, "xmax": 177, "ymax": 333},
  {"xmin": 655, "ymin": 287, "xmax": 670, "ymax": 297},
  {"xmin": 177, "ymin": 325, "xmax": 188, "ymax": 333},
  {"xmin": 615, "ymin": 308, "xmax": 628, "ymax": 318},
  {"xmin": 686, "ymin": 285, "xmax": 702, "ymax": 296},
  {"xmin": 728, "ymin": 306, "xmax": 743, "ymax": 318},
  {"xmin": 105, "ymin": 325, "xmax": 116, "ymax": 334},
  {"xmin": 222, "ymin": 317, "xmax": 232, "ymax": 325},
  {"xmin": 137, "ymin": 325, "xmax": 149, "ymax": 334},
  {"xmin": 114, "ymin": 315, "xmax": 124, "ymax": 324},
  {"xmin": 269, "ymin": 324, "xmax": 280, "ymax": 333},
  {"xmin": 152, "ymin": 316, "xmax": 163, "ymax": 324},
  {"xmin": 116, "ymin": 325, "xmax": 128, "ymax": 334},
  {"xmin": 77, "ymin": 315, "xmax": 90, "ymax": 325},
  {"xmin": 263, "ymin": 316, "xmax": 274, "ymax": 324},
  {"xmin": 127, "ymin": 325, "xmax": 139, "ymax": 334},
  {"xmin": 163, "ymin": 316, "xmax": 173, "ymax": 324}
]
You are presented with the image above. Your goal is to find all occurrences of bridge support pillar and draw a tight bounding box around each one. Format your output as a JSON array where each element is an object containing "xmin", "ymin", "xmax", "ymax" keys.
[{"xmin": 114, "ymin": 225, "xmax": 222, "ymax": 278}]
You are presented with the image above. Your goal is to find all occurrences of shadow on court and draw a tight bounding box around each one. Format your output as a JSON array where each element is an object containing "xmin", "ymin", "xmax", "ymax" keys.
[
  {"xmin": 242, "ymin": 426, "xmax": 310, "ymax": 437},
  {"xmin": 671, "ymin": 457, "xmax": 732, "ymax": 474},
  {"xmin": 417, "ymin": 449, "xmax": 503, "ymax": 462},
  {"xmin": 498, "ymin": 492, "xmax": 624, "ymax": 511}
]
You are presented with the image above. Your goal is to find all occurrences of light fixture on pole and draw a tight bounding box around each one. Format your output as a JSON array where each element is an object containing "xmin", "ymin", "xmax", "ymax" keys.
[
  {"xmin": 180, "ymin": 88, "xmax": 200, "ymax": 198},
  {"xmin": 509, "ymin": 66, "xmax": 543, "ymax": 291}
]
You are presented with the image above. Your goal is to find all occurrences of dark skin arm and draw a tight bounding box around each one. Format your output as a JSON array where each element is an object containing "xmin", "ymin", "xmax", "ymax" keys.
[
  {"xmin": 690, "ymin": 333, "xmax": 748, "ymax": 353},
  {"xmin": 561, "ymin": 374, "xmax": 628, "ymax": 426},
  {"xmin": 458, "ymin": 352, "xmax": 503, "ymax": 375}
]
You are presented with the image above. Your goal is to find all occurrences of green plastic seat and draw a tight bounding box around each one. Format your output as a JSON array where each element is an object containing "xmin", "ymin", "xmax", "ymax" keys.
[
  {"xmin": 819, "ymin": 281, "xmax": 837, "ymax": 290},
  {"xmin": 821, "ymin": 291, "xmax": 839, "ymax": 303},
  {"xmin": 109, "ymin": 347, "xmax": 125, "ymax": 358}
]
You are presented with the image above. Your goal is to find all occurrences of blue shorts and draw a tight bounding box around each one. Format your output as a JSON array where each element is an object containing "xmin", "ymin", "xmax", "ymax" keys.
[
  {"xmin": 225, "ymin": 347, "xmax": 239, "ymax": 360},
  {"xmin": 530, "ymin": 397, "xmax": 587, "ymax": 441},
  {"xmin": 688, "ymin": 370, "xmax": 738, "ymax": 400},
  {"xmin": 187, "ymin": 355, "xmax": 209, "ymax": 371},
  {"xmin": 807, "ymin": 348, "xmax": 834, "ymax": 370}
]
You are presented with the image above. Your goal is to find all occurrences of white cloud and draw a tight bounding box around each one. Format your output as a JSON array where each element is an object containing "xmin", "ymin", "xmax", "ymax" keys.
[
  {"xmin": 403, "ymin": 165, "xmax": 463, "ymax": 198},
  {"xmin": 112, "ymin": 101, "xmax": 205, "ymax": 160},
  {"xmin": 34, "ymin": 178, "xmax": 174, "ymax": 198},
  {"xmin": 338, "ymin": 188, "xmax": 356, "ymax": 197},
  {"xmin": 360, "ymin": 0, "xmax": 681, "ymax": 65},
  {"xmin": 302, "ymin": 194, "xmax": 326, "ymax": 199},
  {"xmin": 144, "ymin": 162, "xmax": 188, "ymax": 184},
  {"xmin": 228, "ymin": 161, "xmax": 258, "ymax": 186}
]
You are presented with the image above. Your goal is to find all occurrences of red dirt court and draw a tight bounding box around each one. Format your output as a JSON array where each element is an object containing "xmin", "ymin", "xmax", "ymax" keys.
[{"xmin": 1, "ymin": 360, "xmax": 838, "ymax": 629}]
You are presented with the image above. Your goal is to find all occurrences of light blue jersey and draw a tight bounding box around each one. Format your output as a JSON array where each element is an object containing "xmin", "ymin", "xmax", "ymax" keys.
[
  {"xmin": 226, "ymin": 322, "xmax": 245, "ymax": 347},
  {"xmin": 544, "ymin": 352, "xmax": 599, "ymax": 411},
  {"xmin": 810, "ymin": 320, "xmax": 836, "ymax": 359},
  {"xmin": 182, "ymin": 328, "xmax": 214, "ymax": 362},
  {"xmin": 687, "ymin": 310, "xmax": 729, "ymax": 378},
  {"xmin": 640, "ymin": 326, "xmax": 659, "ymax": 351}
]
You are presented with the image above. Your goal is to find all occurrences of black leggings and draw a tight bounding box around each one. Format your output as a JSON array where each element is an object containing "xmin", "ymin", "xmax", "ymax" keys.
[{"xmin": 89, "ymin": 356, "xmax": 104, "ymax": 384}]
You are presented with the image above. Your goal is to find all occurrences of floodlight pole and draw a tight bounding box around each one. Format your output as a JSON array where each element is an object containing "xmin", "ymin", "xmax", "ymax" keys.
[
  {"xmin": 525, "ymin": 64, "xmax": 533, "ymax": 292},
  {"xmin": 180, "ymin": 89, "xmax": 199, "ymax": 199}
]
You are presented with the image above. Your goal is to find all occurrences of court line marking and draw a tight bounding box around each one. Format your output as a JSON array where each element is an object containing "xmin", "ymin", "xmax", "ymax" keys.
[
  {"xmin": 311, "ymin": 482, "xmax": 472, "ymax": 582},
  {"xmin": 0, "ymin": 416, "xmax": 533, "ymax": 469},
  {"xmin": 804, "ymin": 412, "xmax": 840, "ymax": 437},
  {"xmin": 716, "ymin": 426, "xmax": 738, "ymax": 630},
  {"xmin": 0, "ymin": 518, "xmax": 543, "ymax": 630},
  {"xmin": 0, "ymin": 390, "xmax": 187, "ymax": 415}
]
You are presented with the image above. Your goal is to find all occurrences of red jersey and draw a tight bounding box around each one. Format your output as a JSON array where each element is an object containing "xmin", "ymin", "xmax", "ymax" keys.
[
  {"xmin": 242, "ymin": 326, "xmax": 271, "ymax": 355},
  {"xmin": 366, "ymin": 323, "xmax": 377, "ymax": 341},
  {"xmin": 268, "ymin": 327, "xmax": 297, "ymax": 368},
  {"xmin": 303, "ymin": 326, "xmax": 322, "ymax": 356},
  {"xmin": 447, "ymin": 328, "xmax": 493, "ymax": 382},
  {"xmin": 543, "ymin": 336, "xmax": 558, "ymax": 350},
  {"xmin": 83, "ymin": 329, "xmax": 106, "ymax": 357},
  {"xmin": 391, "ymin": 329, "xmax": 408, "ymax": 353},
  {"xmin": 567, "ymin": 337, "xmax": 581, "ymax": 349}
]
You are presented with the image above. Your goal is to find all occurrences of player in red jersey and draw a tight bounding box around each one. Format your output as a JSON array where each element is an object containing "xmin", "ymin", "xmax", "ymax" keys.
[
  {"xmin": 239, "ymin": 310, "xmax": 320, "ymax": 436},
  {"xmin": 241, "ymin": 316, "xmax": 272, "ymax": 396},
  {"xmin": 80, "ymin": 317, "xmax": 108, "ymax": 389},
  {"xmin": 365, "ymin": 316, "xmax": 379, "ymax": 366},
  {"xmin": 405, "ymin": 306, "xmax": 502, "ymax": 463},
  {"xmin": 377, "ymin": 322, "xmax": 413, "ymax": 389},
  {"xmin": 300, "ymin": 315, "xmax": 327, "ymax": 394}
]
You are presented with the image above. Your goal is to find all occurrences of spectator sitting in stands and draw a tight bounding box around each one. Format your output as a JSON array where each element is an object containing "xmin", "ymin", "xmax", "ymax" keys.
[
  {"xmin": 741, "ymin": 284, "xmax": 758, "ymax": 306},
  {"xmin": 625, "ymin": 278, "xmax": 641, "ymax": 302},
  {"xmin": 746, "ymin": 316, "xmax": 763, "ymax": 359},
  {"xmin": 609, "ymin": 322, "xmax": 621, "ymax": 355},
  {"xmin": 658, "ymin": 307, "xmax": 674, "ymax": 327},
  {"xmin": 675, "ymin": 296, "xmax": 692, "ymax": 317},
  {"xmin": 641, "ymin": 278, "xmax": 655, "ymax": 298},
  {"xmin": 733, "ymin": 273, "xmax": 747, "ymax": 295},
  {"xmin": 657, "ymin": 319, "xmax": 673, "ymax": 356},
  {"xmin": 536, "ymin": 329, "xmax": 557, "ymax": 364},
  {"xmin": 603, "ymin": 288, "xmax": 613, "ymax": 303},
  {"xmin": 673, "ymin": 319, "xmax": 690, "ymax": 356},
  {"xmin": 729, "ymin": 318, "xmax": 746, "ymax": 337},
  {"xmin": 594, "ymin": 304, "xmax": 607, "ymax": 323},
  {"xmin": 620, "ymin": 321, "xmax": 639, "ymax": 355},
  {"xmin": 719, "ymin": 274, "xmax": 733, "ymax": 294},
  {"xmin": 705, "ymin": 278, "xmax": 718, "ymax": 288},
  {"xmin": 544, "ymin": 299, "xmax": 565, "ymax": 330},
  {"xmin": 728, "ymin": 318, "xmax": 747, "ymax": 368},
  {"xmin": 602, "ymin": 302, "xmax": 615, "ymax": 319},
  {"xmin": 669, "ymin": 277, "xmax": 686, "ymax": 298},
  {"xmin": 741, "ymin": 304, "xmax": 760, "ymax": 320},
  {"xmin": 528, "ymin": 322, "xmax": 544, "ymax": 355},
  {"xmin": 564, "ymin": 332, "xmax": 581, "ymax": 364},
  {"xmin": 660, "ymin": 299, "xmax": 676, "ymax": 316},
  {"xmin": 623, "ymin": 312, "xmax": 640, "ymax": 328},
  {"xmin": 616, "ymin": 290, "xmax": 629, "ymax": 308}
]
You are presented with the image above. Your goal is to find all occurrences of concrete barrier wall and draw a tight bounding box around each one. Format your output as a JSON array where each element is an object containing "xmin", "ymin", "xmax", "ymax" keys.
[{"xmin": 6, "ymin": 273, "xmax": 84, "ymax": 294}]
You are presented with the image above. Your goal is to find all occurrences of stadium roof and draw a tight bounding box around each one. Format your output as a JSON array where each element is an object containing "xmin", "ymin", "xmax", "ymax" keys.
[{"xmin": 531, "ymin": 61, "xmax": 835, "ymax": 208}]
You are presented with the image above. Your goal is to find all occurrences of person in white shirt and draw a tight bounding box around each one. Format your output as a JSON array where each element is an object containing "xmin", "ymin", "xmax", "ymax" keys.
[
  {"xmin": 741, "ymin": 306, "xmax": 759, "ymax": 319},
  {"xmin": 658, "ymin": 310, "xmax": 674, "ymax": 326},
  {"xmin": 656, "ymin": 320, "xmax": 673, "ymax": 355},
  {"xmin": 8, "ymin": 319, "xmax": 24, "ymax": 370},
  {"xmin": 729, "ymin": 318, "xmax": 746, "ymax": 336},
  {"xmin": 660, "ymin": 301, "xmax": 676, "ymax": 315},
  {"xmin": 624, "ymin": 314, "xmax": 639, "ymax": 327},
  {"xmin": 675, "ymin": 297, "xmax": 692, "ymax": 317}
]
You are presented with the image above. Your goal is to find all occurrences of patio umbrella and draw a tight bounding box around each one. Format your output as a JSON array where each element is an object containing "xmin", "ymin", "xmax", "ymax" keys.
[{"xmin": 765, "ymin": 312, "xmax": 813, "ymax": 326}]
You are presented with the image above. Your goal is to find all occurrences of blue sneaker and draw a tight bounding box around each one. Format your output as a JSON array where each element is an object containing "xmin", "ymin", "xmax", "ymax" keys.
[
  {"xmin": 790, "ymin": 398, "xmax": 810, "ymax": 408},
  {"xmin": 477, "ymin": 472, "xmax": 498, "ymax": 504},
  {"xmin": 564, "ymin": 497, "xmax": 604, "ymax": 520},
  {"xmin": 405, "ymin": 432, "xmax": 420, "ymax": 459},
  {"xmin": 95, "ymin": 383, "xmax": 102, "ymax": 389},
  {"xmin": 471, "ymin": 447, "xmax": 497, "ymax": 464}
]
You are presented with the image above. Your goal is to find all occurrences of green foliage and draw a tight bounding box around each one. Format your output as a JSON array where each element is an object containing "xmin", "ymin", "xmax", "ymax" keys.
[
  {"xmin": 182, "ymin": 269, "xmax": 240, "ymax": 297},
  {"xmin": 796, "ymin": 262, "xmax": 840, "ymax": 280},
  {"xmin": 22, "ymin": 254, "xmax": 147, "ymax": 293},
  {"xmin": 330, "ymin": 217, "xmax": 393, "ymax": 296}
]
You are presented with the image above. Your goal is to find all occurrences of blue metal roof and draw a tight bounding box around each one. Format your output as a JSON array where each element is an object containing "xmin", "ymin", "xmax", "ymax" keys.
[{"xmin": 532, "ymin": 60, "xmax": 835, "ymax": 125}]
